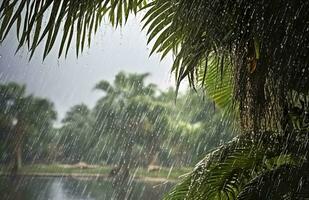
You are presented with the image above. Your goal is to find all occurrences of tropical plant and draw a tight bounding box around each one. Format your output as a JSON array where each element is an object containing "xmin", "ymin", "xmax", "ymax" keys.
[
  {"xmin": 44, "ymin": 73, "xmax": 232, "ymax": 169},
  {"xmin": 165, "ymin": 129, "xmax": 309, "ymax": 199},
  {"xmin": 158, "ymin": 89, "xmax": 235, "ymax": 166},
  {"xmin": 92, "ymin": 72, "xmax": 170, "ymax": 199},
  {"xmin": 0, "ymin": 82, "xmax": 57, "ymax": 173},
  {"xmin": 57, "ymin": 104, "xmax": 95, "ymax": 163},
  {"xmin": 93, "ymin": 72, "xmax": 158, "ymax": 173}
]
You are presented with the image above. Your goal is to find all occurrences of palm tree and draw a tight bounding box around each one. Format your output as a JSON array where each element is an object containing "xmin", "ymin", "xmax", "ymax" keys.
[
  {"xmin": 94, "ymin": 75, "xmax": 154, "ymax": 163},
  {"xmin": 58, "ymin": 104, "xmax": 94, "ymax": 163},
  {"xmin": 93, "ymin": 72, "xmax": 166, "ymax": 199},
  {"xmin": 0, "ymin": 82, "xmax": 57, "ymax": 173},
  {"xmin": 1, "ymin": 1, "xmax": 308, "ymax": 198}
]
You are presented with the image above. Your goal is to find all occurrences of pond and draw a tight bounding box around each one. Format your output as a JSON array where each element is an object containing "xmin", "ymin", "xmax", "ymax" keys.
[{"xmin": 0, "ymin": 176, "xmax": 174, "ymax": 200}]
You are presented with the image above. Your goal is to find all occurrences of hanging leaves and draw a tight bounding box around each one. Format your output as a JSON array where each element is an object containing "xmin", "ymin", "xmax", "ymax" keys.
[{"xmin": 0, "ymin": 0, "xmax": 147, "ymax": 59}]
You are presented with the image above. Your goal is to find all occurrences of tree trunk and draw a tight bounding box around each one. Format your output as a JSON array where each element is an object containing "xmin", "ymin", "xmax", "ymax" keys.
[
  {"xmin": 111, "ymin": 138, "xmax": 135, "ymax": 200},
  {"xmin": 13, "ymin": 144, "xmax": 22, "ymax": 171},
  {"xmin": 11, "ymin": 121, "xmax": 24, "ymax": 175}
]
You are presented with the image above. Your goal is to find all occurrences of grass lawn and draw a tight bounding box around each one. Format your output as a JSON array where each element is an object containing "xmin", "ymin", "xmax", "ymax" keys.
[{"xmin": 0, "ymin": 164, "xmax": 191, "ymax": 181}]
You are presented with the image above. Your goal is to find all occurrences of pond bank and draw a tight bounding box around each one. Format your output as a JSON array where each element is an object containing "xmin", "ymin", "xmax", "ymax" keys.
[
  {"xmin": 0, "ymin": 172, "xmax": 176, "ymax": 183},
  {"xmin": 0, "ymin": 164, "xmax": 191, "ymax": 183}
]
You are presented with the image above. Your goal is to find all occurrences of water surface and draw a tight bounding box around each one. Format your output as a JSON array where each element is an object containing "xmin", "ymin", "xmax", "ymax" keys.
[{"xmin": 0, "ymin": 176, "xmax": 174, "ymax": 200}]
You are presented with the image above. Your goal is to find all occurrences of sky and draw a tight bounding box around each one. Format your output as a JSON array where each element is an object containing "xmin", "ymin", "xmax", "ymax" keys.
[{"xmin": 0, "ymin": 17, "xmax": 181, "ymax": 121}]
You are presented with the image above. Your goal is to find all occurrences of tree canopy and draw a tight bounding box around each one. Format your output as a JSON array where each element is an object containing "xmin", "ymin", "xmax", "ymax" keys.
[
  {"xmin": 1, "ymin": 0, "xmax": 308, "ymax": 131},
  {"xmin": 0, "ymin": 82, "xmax": 57, "ymax": 172}
]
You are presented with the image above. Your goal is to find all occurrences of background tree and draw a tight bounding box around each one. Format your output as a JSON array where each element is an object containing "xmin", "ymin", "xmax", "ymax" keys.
[
  {"xmin": 93, "ymin": 72, "xmax": 157, "ymax": 172},
  {"xmin": 58, "ymin": 104, "xmax": 94, "ymax": 163},
  {"xmin": 0, "ymin": 82, "xmax": 57, "ymax": 173},
  {"xmin": 0, "ymin": 75, "xmax": 236, "ymax": 200},
  {"xmin": 91, "ymin": 72, "xmax": 233, "ymax": 170}
]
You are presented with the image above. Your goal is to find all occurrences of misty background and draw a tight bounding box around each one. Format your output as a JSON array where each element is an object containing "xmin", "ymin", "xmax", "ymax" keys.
[{"xmin": 0, "ymin": 17, "xmax": 177, "ymax": 122}]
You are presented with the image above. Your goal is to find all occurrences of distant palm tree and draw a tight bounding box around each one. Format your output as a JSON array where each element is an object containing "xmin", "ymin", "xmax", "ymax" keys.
[
  {"xmin": 94, "ymin": 73, "xmax": 155, "ymax": 165},
  {"xmin": 59, "ymin": 104, "xmax": 94, "ymax": 162},
  {"xmin": 0, "ymin": 82, "xmax": 57, "ymax": 173},
  {"xmin": 94, "ymin": 72, "xmax": 162, "ymax": 199}
]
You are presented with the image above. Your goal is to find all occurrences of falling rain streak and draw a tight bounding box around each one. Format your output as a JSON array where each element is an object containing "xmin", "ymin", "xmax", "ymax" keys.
[{"xmin": 0, "ymin": 0, "xmax": 309, "ymax": 200}]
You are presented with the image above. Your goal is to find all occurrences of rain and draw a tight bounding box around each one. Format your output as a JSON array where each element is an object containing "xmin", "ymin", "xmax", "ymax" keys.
[{"xmin": 0, "ymin": 1, "xmax": 308, "ymax": 200}]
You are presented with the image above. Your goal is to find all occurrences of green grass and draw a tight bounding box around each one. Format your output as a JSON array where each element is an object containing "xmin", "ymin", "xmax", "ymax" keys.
[
  {"xmin": 136, "ymin": 167, "xmax": 191, "ymax": 179},
  {"xmin": 0, "ymin": 164, "xmax": 191, "ymax": 181},
  {"xmin": 20, "ymin": 164, "xmax": 112, "ymax": 175}
]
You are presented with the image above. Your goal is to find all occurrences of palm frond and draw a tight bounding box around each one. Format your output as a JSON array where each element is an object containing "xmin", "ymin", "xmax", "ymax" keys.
[
  {"xmin": 197, "ymin": 54, "xmax": 233, "ymax": 110},
  {"xmin": 143, "ymin": 0, "xmax": 309, "ymax": 131},
  {"xmin": 141, "ymin": 0, "xmax": 238, "ymax": 119},
  {"xmin": 142, "ymin": 0, "xmax": 181, "ymax": 59},
  {"xmin": 0, "ymin": 0, "xmax": 147, "ymax": 59},
  {"xmin": 164, "ymin": 131, "xmax": 308, "ymax": 200},
  {"xmin": 238, "ymin": 164, "xmax": 309, "ymax": 200}
]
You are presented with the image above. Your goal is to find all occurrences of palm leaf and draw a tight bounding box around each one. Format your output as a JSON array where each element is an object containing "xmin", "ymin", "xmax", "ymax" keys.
[
  {"xmin": 0, "ymin": 0, "xmax": 147, "ymax": 59},
  {"xmin": 238, "ymin": 164, "xmax": 309, "ymax": 200},
  {"xmin": 164, "ymin": 131, "xmax": 308, "ymax": 200}
]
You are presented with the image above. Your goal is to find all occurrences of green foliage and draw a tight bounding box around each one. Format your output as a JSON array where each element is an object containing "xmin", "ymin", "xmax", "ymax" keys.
[
  {"xmin": 0, "ymin": 0, "xmax": 147, "ymax": 59},
  {"xmin": 142, "ymin": 0, "xmax": 309, "ymax": 131},
  {"xmin": 3, "ymin": 0, "xmax": 308, "ymax": 132},
  {"xmin": 0, "ymin": 82, "xmax": 57, "ymax": 168},
  {"xmin": 1, "ymin": 0, "xmax": 308, "ymax": 126},
  {"xmin": 237, "ymin": 164, "xmax": 309, "ymax": 199},
  {"xmin": 164, "ymin": 130, "xmax": 309, "ymax": 200},
  {"xmin": 57, "ymin": 104, "xmax": 94, "ymax": 162},
  {"xmin": 45, "ymin": 72, "xmax": 233, "ymax": 167},
  {"xmin": 93, "ymin": 72, "xmax": 179, "ymax": 167},
  {"xmin": 0, "ymin": 83, "xmax": 57, "ymax": 127}
]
